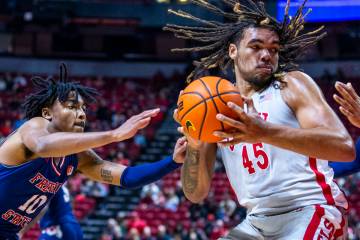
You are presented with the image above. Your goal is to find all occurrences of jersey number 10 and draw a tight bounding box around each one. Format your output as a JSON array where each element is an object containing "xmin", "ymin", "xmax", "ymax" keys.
[{"xmin": 18, "ymin": 194, "xmax": 48, "ymax": 214}]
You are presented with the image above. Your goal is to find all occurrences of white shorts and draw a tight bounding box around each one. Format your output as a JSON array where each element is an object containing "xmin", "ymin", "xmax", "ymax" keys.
[{"xmin": 219, "ymin": 205, "xmax": 347, "ymax": 240}]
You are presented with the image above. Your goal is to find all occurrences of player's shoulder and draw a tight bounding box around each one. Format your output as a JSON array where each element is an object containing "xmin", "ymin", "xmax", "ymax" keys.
[
  {"xmin": 280, "ymin": 71, "xmax": 322, "ymax": 108},
  {"xmin": 283, "ymin": 71, "xmax": 316, "ymax": 88},
  {"xmin": 281, "ymin": 71, "xmax": 320, "ymax": 94},
  {"xmin": 20, "ymin": 117, "xmax": 49, "ymax": 130}
]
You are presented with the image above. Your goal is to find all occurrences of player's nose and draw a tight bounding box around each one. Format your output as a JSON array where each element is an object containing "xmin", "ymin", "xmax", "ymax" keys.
[{"xmin": 260, "ymin": 49, "xmax": 271, "ymax": 62}]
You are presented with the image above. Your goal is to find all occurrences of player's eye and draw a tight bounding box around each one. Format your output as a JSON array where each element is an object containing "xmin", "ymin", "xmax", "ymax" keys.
[
  {"xmin": 251, "ymin": 45, "xmax": 261, "ymax": 50},
  {"xmin": 270, "ymin": 48, "xmax": 279, "ymax": 54}
]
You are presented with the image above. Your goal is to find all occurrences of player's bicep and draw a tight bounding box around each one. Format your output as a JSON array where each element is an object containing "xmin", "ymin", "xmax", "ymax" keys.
[
  {"xmin": 19, "ymin": 117, "xmax": 50, "ymax": 152},
  {"xmin": 283, "ymin": 71, "xmax": 344, "ymax": 130},
  {"xmin": 77, "ymin": 149, "xmax": 125, "ymax": 185}
]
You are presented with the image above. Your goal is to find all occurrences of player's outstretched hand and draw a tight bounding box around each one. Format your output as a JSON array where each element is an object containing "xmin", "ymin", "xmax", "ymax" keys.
[
  {"xmin": 113, "ymin": 108, "xmax": 160, "ymax": 141},
  {"xmin": 173, "ymin": 136, "xmax": 187, "ymax": 164},
  {"xmin": 213, "ymin": 98, "xmax": 267, "ymax": 146},
  {"xmin": 333, "ymin": 81, "xmax": 360, "ymax": 128}
]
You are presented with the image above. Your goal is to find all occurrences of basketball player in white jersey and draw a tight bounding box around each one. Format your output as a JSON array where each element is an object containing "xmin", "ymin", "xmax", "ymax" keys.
[
  {"xmin": 165, "ymin": 0, "xmax": 355, "ymax": 239},
  {"xmin": 334, "ymin": 81, "xmax": 360, "ymax": 129}
]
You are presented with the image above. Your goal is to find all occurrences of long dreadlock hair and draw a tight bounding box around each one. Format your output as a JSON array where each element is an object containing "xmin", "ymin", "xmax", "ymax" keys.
[
  {"xmin": 163, "ymin": 0, "xmax": 326, "ymax": 82},
  {"xmin": 23, "ymin": 63, "xmax": 100, "ymax": 120}
]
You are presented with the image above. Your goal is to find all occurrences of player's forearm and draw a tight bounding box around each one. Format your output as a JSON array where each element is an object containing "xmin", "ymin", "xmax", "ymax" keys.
[
  {"xmin": 263, "ymin": 124, "xmax": 355, "ymax": 162},
  {"xmin": 181, "ymin": 145, "xmax": 212, "ymax": 203},
  {"xmin": 81, "ymin": 160, "xmax": 123, "ymax": 185},
  {"xmin": 32, "ymin": 131, "xmax": 115, "ymax": 157}
]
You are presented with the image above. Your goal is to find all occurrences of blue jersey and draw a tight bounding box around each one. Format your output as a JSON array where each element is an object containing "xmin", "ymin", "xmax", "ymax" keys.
[
  {"xmin": 39, "ymin": 186, "xmax": 82, "ymax": 240},
  {"xmin": 40, "ymin": 186, "xmax": 77, "ymax": 229},
  {"xmin": 0, "ymin": 155, "xmax": 78, "ymax": 238}
]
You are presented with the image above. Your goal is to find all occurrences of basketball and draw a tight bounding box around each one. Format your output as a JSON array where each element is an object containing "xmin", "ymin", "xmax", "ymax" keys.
[{"xmin": 177, "ymin": 76, "xmax": 243, "ymax": 143}]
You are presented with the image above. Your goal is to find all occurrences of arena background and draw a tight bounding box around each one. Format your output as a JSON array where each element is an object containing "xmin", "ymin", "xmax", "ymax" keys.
[{"xmin": 0, "ymin": 0, "xmax": 359, "ymax": 239}]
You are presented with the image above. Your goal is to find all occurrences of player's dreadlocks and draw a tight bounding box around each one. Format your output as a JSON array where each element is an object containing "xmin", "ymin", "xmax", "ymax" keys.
[
  {"xmin": 163, "ymin": 0, "xmax": 326, "ymax": 82},
  {"xmin": 23, "ymin": 63, "xmax": 99, "ymax": 120}
]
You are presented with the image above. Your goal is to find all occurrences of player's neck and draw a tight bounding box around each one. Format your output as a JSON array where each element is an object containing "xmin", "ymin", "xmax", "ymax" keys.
[{"xmin": 235, "ymin": 74, "xmax": 257, "ymax": 98}]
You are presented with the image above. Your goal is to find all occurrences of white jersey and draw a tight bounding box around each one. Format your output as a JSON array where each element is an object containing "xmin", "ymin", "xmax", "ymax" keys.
[{"xmin": 218, "ymin": 82, "xmax": 348, "ymax": 215}]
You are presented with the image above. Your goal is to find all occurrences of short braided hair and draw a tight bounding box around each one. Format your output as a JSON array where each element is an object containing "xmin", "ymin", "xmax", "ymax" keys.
[{"xmin": 22, "ymin": 63, "xmax": 100, "ymax": 119}]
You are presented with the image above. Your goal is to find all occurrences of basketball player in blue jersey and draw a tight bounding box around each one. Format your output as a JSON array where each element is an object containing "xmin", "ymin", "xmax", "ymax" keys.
[
  {"xmin": 0, "ymin": 63, "xmax": 187, "ymax": 240},
  {"xmin": 38, "ymin": 186, "xmax": 82, "ymax": 240}
]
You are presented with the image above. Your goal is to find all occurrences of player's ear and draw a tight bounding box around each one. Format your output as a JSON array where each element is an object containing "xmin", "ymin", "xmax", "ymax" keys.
[
  {"xmin": 41, "ymin": 107, "xmax": 52, "ymax": 120},
  {"xmin": 229, "ymin": 43, "xmax": 238, "ymax": 60}
]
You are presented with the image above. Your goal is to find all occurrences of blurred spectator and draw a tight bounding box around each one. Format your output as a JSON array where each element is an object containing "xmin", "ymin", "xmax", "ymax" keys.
[
  {"xmin": 81, "ymin": 179, "xmax": 109, "ymax": 198},
  {"xmin": 103, "ymin": 218, "xmax": 123, "ymax": 240},
  {"xmin": 134, "ymin": 131, "xmax": 147, "ymax": 147},
  {"xmin": 127, "ymin": 212, "xmax": 148, "ymax": 234},
  {"xmin": 157, "ymin": 225, "xmax": 171, "ymax": 240},
  {"xmin": 142, "ymin": 226, "xmax": 155, "ymax": 240},
  {"xmin": 141, "ymin": 183, "xmax": 164, "ymax": 205},
  {"xmin": 0, "ymin": 120, "xmax": 12, "ymax": 136},
  {"xmin": 128, "ymin": 227, "xmax": 141, "ymax": 240},
  {"xmin": 164, "ymin": 187, "xmax": 180, "ymax": 212}
]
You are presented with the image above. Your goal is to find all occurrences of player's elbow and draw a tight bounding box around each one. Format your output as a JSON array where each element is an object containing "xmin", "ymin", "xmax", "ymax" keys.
[
  {"xmin": 185, "ymin": 194, "xmax": 207, "ymax": 204},
  {"xmin": 183, "ymin": 189, "xmax": 209, "ymax": 204},
  {"xmin": 339, "ymin": 136, "xmax": 356, "ymax": 162},
  {"xmin": 31, "ymin": 140, "xmax": 51, "ymax": 157}
]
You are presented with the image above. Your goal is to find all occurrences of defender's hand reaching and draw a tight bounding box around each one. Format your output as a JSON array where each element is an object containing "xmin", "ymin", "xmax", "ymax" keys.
[
  {"xmin": 173, "ymin": 136, "xmax": 187, "ymax": 164},
  {"xmin": 112, "ymin": 108, "xmax": 160, "ymax": 141},
  {"xmin": 333, "ymin": 81, "xmax": 360, "ymax": 128}
]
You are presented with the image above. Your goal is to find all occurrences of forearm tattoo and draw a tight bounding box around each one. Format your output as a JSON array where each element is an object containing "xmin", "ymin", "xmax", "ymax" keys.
[
  {"xmin": 100, "ymin": 168, "xmax": 113, "ymax": 183},
  {"xmin": 182, "ymin": 147, "xmax": 200, "ymax": 194}
]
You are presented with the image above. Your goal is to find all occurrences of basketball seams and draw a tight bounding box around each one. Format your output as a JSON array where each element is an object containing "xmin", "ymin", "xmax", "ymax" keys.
[
  {"xmin": 215, "ymin": 78, "xmax": 227, "ymax": 131},
  {"xmin": 198, "ymin": 77, "xmax": 223, "ymax": 140},
  {"xmin": 179, "ymin": 91, "xmax": 241, "ymax": 122},
  {"xmin": 178, "ymin": 77, "xmax": 241, "ymax": 142},
  {"xmin": 178, "ymin": 91, "xmax": 208, "ymax": 140}
]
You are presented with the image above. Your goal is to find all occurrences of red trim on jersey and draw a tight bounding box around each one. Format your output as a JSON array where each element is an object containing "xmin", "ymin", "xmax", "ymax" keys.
[
  {"xmin": 303, "ymin": 204, "xmax": 325, "ymax": 239},
  {"xmin": 309, "ymin": 157, "xmax": 335, "ymax": 205},
  {"xmin": 333, "ymin": 215, "xmax": 346, "ymax": 238},
  {"xmin": 51, "ymin": 157, "xmax": 63, "ymax": 176}
]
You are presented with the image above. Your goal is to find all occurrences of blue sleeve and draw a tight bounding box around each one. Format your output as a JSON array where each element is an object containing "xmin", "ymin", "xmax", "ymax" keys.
[
  {"xmin": 120, "ymin": 156, "xmax": 182, "ymax": 189},
  {"xmin": 330, "ymin": 138, "xmax": 360, "ymax": 178}
]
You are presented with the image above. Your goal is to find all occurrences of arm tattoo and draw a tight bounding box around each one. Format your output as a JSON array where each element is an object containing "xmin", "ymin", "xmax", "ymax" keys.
[
  {"xmin": 100, "ymin": 168, "xmax": 113, "ymax": 183},
  {"xmin": 182, "ymin": 147, "xmax": 200, "ymax": 194}
]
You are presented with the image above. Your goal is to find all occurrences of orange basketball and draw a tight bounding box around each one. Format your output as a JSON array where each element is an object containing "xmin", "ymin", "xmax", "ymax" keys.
[{"xmin": 177, "ymin": 76, "xmax": 243, "ymax": 143}]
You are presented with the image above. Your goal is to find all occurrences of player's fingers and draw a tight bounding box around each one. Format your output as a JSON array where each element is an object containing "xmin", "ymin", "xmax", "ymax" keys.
[
  {"xmin": 333, "ymin": 94, "xmax": 355, "ymax": 114},
  {"xmin": 177, "ymin": 136, "xmax": 187, "ymax": 145},
  {"xmin": 177, "ymin": 126, "xmax": 185, "ymax": 135},
  {"xmin": 227, "ymin": 102, "xmax": 249, "ymax": 123},
  {"xmin": 136, "ymin": 117, "xmax": 151, "ymax": 129},
  {"xmin": 339, "ymin": 106, "xmax": 355, "ymax": 118},
  {"xmin": 173, "ymin": 109, "xmax": 181, "ymax": 124},
  {"xmin": 216, "ymin": 113, "xmax": 246, "ymax": 131},
  {"xmin": 335, "ymin": 82, "xmax": 357, "ymax": 103},
  {"xmin": 132, "ymin": 108, "xmax": 160, "ymax": 122},
  {"xmin": 346, "ymin": 82, "xmax": 360, "ymax": 102},
  {"xmin": 218, "ymin": 139, "xmax": 243, "ymax": 147},
  {"xmin": 213, "ymin": 130, "xmax": 244, "ymax": 140}
]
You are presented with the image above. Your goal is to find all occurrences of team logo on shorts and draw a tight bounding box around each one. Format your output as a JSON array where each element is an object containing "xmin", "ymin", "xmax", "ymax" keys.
[
  {"xmin": 185, "ymin": 120, "xmax": 196, "ymax": 132},
  {"xmin": 67, "ymin": 166, "xmax": 74, "ymax": 176}
]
